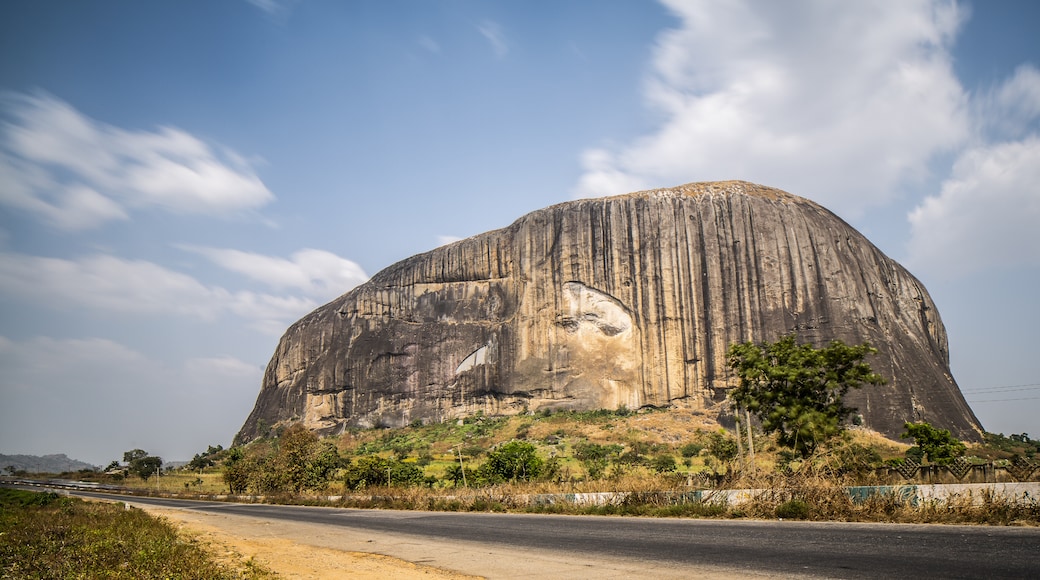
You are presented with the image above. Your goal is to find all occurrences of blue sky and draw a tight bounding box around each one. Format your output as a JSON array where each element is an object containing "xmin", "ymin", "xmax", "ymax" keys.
[{"xmin": 1, "ymin": 0, "xmax": 1037, "ymax": 465}]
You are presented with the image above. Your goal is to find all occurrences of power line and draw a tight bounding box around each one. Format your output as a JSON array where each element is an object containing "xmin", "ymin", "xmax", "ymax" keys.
[
  {"xmin": 967, "ymin": 396, "xmax": 1040, "ymax": 403},
  {"xmin": 960, "ymin": 383, "xmax": 1040, "ymax": 393},
  {"xmin": 961, "ymin": 385, "xmax": 1040, "ymax": 395}
]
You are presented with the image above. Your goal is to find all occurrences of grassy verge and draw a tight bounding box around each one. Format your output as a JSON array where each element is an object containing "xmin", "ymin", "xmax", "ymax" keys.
[
  {"xmin": 251, "ymin": 469, "xmax": 1039, "ymax": 526},
  {"xmin": 0, "ymin": 488, "xmax": 275, "ymax": 579}
]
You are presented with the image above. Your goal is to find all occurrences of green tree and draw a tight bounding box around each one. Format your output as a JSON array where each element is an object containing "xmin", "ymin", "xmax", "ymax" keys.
[
  {"xmin": 342, "ymin": 456, "xmax": 426, "ymax": 489},
  {"xmin": 443, "ymin": 464, "xmax": 474, "ymax": 487},
  {"xmin": 128, "ymin": 455, "xmax": 162, "ymax": 481},
  {"xmin": 901, "ymin": 422, "xmax": 966, "ymax": 465},
  {"xmin": 123, "ymin": 449, "xmax": 147, "ymax": 463},
  {"xmin": 706, "ymin": 431, "xmax": 738, "ymax": 464},
  {"xmin": 222, "ymin": 447, "xmax": 248, "ymax": 494},
  {"xmin": 276, "ymin": 424, "xmax": 342, "ymax": 492},
  {"xmin": 680, "ymin": 442, "xmax": 704, "ymax": 458},
  {"xmin": 727, "ymin": 335, "xmax": 884, "ymax": 458},
  {"xmin": 343, "ymin": 456, "xmax": 392, "ymax": 489},
  {"xmin": 650, "ymin": 454, "xmax": 678, "ymax": 473},
  {"xmin": 478, "ymin": 441, "xmax": 544, "ymax": 483},
  {"xmin": 573, "ymin": 442, "xmax": 623, "ymax": 480}
]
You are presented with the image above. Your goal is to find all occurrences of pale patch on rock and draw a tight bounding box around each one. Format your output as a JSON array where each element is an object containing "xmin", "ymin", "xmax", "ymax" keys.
[{"xmin": 455, "ymin": 345, "xmax": 489, "ymax": 374}]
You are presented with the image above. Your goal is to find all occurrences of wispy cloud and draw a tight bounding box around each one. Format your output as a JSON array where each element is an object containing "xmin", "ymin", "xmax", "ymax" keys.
[
  {"xmin": 178, "ymin": 245, "xmax": 368, "ymax": 298},
  {"xmin": 0, "ymin": 92, "xmax": 274, "ymax": 230},
  {"xmin": 436, "ymin": 235, "xmax": 463, "ymax": 246},
  {"xmin": 478, "ymin": 20, "xmax": 508, "ymax": 58},
  {"xmin": 0, "ymin": 251, "xmax": 338, "ymax": 333},
  {"xmin": 573, "ymin": 0, "xmax": 969, "ymax": 217},
  {"xmin": 0, "ymin": 252, "xmax": 229, "ymax": 319}
]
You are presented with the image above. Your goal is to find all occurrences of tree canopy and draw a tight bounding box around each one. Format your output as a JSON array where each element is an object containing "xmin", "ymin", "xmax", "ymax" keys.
[
  {"xmin": 123, "ymin": 449, "xmax": 162, "ymax": 480},
  {"xmin": 727, "ymin": 335, "xmax": 884, "ymax": 458},
  {"xmin": 222, "ymin": 424, "xmax": 342, "ymax": 494},
  {"xmin": 901, "ymin": 421, "xmax": 966, "ymax": 465}
]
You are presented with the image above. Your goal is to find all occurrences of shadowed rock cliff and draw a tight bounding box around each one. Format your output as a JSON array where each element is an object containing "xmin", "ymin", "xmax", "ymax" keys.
[{"xmin": 235, "ymin": 181, "xmax": 982, "ymax": 443}]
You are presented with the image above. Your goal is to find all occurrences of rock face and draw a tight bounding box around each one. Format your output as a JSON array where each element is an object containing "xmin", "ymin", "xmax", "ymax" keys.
[{"xmin": 235, "ymin": 181, "xmax": 982, "ymax": 443}]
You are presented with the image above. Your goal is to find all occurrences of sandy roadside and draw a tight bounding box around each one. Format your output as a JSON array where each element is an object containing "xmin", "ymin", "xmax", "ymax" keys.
[{"xmin": 142, "ymin": 505, "xmax": 482, "ymax": 579}]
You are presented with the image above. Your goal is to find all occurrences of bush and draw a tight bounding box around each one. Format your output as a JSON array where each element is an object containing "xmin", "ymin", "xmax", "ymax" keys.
[
  {"xmin": 222, "ymin": 425, "xmax": 342, "ymax": 494},
  {"xmin": 680, "ymin": 442, "xmax": 704, "ymax": 458},
  {"xmin": 707, "ymin": 431, "xmax": 738, "ymax": 463},
  {"xmin": 478, "ymin": 441, "xmax": 544, "ymax": 483},
  {"xmin": 775, "ymin": 499, "xmax": 812, "ymax": 520},
  {"xmin": 343, "ymin": 456, "xmax": 428, "ymax": 489},
  {"xmin": 650, "ymin": 455, "xmax": 678, "ymax": 473},
  {"xmin": 573, "ymin": 442, "xmax": 623, "ymax": 480}
]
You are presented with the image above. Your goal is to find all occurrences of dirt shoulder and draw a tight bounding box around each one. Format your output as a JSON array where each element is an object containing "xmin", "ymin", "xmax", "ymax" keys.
[{"xmin": 141, "ymin": 505, "xmax": 481, "ymax": 579}]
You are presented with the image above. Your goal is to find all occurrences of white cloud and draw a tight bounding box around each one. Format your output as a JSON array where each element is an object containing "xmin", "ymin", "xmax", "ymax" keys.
[
  {"xmin": 478, "ymin": 20, "xmax": 508, "ymax": 58},
  {"xmin": 0, "ymin": 252, "xmax": 229, "ymax": 319},
  {"xmin": 179, "ymin": 245, "xmax": 368, "ymax": 299},
  {"xmin": 0, "ymin": 251, "xmax": 334, "ymax": 333},
  {"xmin": 907, "ymin": 137, "xmax": 1040, "ymax": 278},
  {"xmin": 974, "ymin": 64, "xmax": 1040, "ymax": 140},
  {"xmin": 906, "ymin": 60, "xmax": 1040, "ymax": 280},
  {"xmin": 184, "ymin": 356, "xmax": 264, "ymax": 383},
  {"xmin": 436, "ymin": 235, "xmax": 463, "ymax": 246},
  {"xmin": 0, "ymin": 92, "xmax": 274, "ymax": 230},
  {"xmin": 0, "ymin": 336, "xmax": 262, "ymax": 464},
  {"xmin": 573, "ymin": 0, "xmax": 970, "ymax": 216},
  {"xmin": 0, "ymin": 151, "xmax": 130, "ymax": 231},
  {"xmin": 226, "ymin": 291, "xmax": 320, "ymax": 335}
]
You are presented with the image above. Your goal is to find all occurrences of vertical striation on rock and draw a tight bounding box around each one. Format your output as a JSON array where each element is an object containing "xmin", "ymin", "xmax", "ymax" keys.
[{"xmin": 235, "ymin": 181, "xmax": 982, "ymax": 443}]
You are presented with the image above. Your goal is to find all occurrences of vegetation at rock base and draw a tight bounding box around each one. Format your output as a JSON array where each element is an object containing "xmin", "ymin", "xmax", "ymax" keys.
[
  {"xmin": 223, "ymin": 424, "xmax": 340, "ymax": 494},
  {"xmin": 901, "ymin": 421, "xmax": 967, "ymax": 465},
  {"xmin": 727, "ymin": 335, "xmax": 885, "ymax": 457},
  {"xmin": 12, "ymin": 408, "xmax": 1038, "ymax": 526},
  {"xmin": 0, "ymin": 488, "xmax": 274, "ymax": 579},
  {"xmin": 976, "ymin": 432, "xmax": 1040, "ymax": 461}
]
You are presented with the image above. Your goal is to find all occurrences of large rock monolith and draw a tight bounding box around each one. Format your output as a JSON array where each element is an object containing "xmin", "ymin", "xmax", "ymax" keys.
[{"xmin": 235, "ymin": 181, "xmax": 982, "ymax": 443}]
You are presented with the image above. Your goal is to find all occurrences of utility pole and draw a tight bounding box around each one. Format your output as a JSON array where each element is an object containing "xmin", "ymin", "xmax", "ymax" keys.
[
  {"xmin": 456, "ymin": 445, "xmax": 467, "ymax": 487},
  {"xmin": 734, "ymin": 407, "xmax": 745, "ymax": 470},
  {"xmin": 745, "ymin": 408, "xmax": 755, "ymax": 461}
]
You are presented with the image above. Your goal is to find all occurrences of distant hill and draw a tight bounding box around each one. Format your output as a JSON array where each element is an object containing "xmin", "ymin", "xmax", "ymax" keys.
[{"xmin": 1, "ymin": 453, "xmax": 97, "ymax": 474}]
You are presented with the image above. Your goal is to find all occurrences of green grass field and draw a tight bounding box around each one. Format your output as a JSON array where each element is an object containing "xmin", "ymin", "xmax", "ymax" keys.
[{"xmin": 0, "ymin": 488, "xmax": 274, "ymax": 579}]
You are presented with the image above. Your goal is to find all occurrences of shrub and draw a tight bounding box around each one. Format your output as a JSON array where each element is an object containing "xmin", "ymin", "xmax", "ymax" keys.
[
  {"xmin": 650, "ymin": 454, "xmax": 678, "ymax": 473},
  {"xmin": 775, "ymin": 499, "xmax": 812, "ymax": 519},
  {"xmin": 680, "ymin": 442, "xmax": 704, "ymax": 458},
  {"xmin": 478, "ymin": 441, "xmax": 544, "ymax": 483}
]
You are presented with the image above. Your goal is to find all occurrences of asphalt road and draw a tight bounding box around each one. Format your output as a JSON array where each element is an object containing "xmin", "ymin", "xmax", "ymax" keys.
[{"xmin": 58, "ymin": 490, "xmax": 1039, "ymax": 579}]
